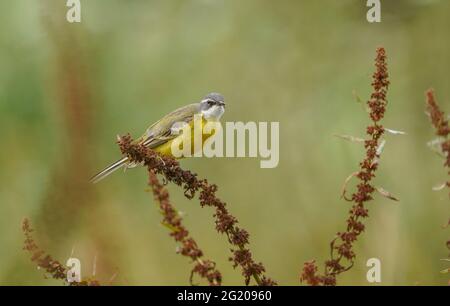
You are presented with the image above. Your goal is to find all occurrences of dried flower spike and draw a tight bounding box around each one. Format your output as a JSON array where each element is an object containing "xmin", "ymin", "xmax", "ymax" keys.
[
  {"xmin": 22, "ymin": 218, "xmax": 100, "ymax": 286},
  {"xmin": 148, "ymin": 170, "xmax": 222, "ymax": 285},
  {"xmin": 301, "ymin": 47, "xmax": 391, "ymax": 286},
  {"xmin": 425, "ymin": 89, "xmax": 450, "ymax": 271},
  {"xmin": 117, "ymin": 135, "xmax": 276, "ymax": 286}
]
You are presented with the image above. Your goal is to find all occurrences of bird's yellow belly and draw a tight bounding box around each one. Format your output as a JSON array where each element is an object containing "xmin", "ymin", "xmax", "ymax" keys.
[{"xmin": 153, "ymin": 118, "xmax": 216, "ymax": 158}]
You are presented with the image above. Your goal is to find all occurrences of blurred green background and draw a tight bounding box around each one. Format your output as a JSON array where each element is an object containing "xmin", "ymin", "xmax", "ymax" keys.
[{"xmin": 1, "ymin": 0, "xmax": 449, "ymax": 286}]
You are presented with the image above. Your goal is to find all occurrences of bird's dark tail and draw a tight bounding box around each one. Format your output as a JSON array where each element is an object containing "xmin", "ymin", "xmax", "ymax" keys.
[{"xmin": 89, "ymin": 157, "xmax": 129, "ymax": 184}]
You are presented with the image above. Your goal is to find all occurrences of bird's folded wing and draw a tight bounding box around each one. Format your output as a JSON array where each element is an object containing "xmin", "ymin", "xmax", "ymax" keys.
[
  {"xmin": 141, "ymin": 129, "xmax": 174, "ymax": 148},
  {"xmin": 138, "ymin": 103, "xmax": 199, "ymax": 149},
  {"xmin": 141, "ymin": 116, "xmax": 195, "ymax": 149}
]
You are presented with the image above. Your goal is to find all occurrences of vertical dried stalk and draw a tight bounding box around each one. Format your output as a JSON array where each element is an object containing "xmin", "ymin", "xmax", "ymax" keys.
[
  {"xmin": 37, "ymin": 1, "xmax": 96, "ymax": 240},
  {"xmin": 148, "ymin": 170, "xmax": 222, "ymax": 285},
  {"xmin": 25, "ymin": 1, "xmax": 117, "ymax": 279},
  {"xmin": 301, "ymin": 47, "xmax": 390, "ymax": 286},
  {"xmin": 425, "ymin": 89, "xmax": 450, "ymax": 262},
  {"xmin": 117, "ymin": 135, "xmax": 276, "ymax": 286}
]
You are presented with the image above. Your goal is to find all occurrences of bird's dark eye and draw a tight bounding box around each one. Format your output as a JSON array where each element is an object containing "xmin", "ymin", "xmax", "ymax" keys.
[{"xmin": 207, "ymin": 101, "xmax": 214, "ymax": 105}]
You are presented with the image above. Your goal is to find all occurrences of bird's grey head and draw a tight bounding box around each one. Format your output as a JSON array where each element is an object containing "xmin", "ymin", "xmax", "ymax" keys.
[{"xmin": 200, "ymin": 92, "xmax": 225, "ymax": 120}]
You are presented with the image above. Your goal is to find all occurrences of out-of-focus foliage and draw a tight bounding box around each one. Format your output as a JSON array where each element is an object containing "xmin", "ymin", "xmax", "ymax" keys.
[{"xmin": 0, "ymin": 0, "xmax": 449, "ymax": 285}]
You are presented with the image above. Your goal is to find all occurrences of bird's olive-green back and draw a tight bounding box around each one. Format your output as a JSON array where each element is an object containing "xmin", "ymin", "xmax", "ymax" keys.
[{"xmin": 137, "ymin": 103, "xmax": 201, "ymax": 146}]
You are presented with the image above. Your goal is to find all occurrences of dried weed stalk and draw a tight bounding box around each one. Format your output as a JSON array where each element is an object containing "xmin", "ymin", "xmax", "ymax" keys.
[
  {"xmin": 301, "ymin": 47, "xmax": 392, "ymax": 286},
  {"xmin": 425, "ymin": 89, "xmax": 450, "ymax": 271},
  {"xmin": 22, "ymin": 218, "xmax": 99, "ymax": 286},
  {"xmin": 118, "ymin": 135, "xmax": 276, "ymax": 286},
  {"xmin": 148, "ymin": 170, "xmax": 222, "ymax": 285}
]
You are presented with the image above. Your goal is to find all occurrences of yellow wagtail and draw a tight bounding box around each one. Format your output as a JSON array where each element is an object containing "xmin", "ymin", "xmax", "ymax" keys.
[{"xmin": 90, "ymin": 93, "xmax": 225, "ymax": 183}]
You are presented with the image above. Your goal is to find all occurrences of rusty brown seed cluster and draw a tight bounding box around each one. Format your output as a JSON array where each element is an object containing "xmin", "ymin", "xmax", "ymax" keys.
[
  {"xmin": 426, "ymin": 89, "xmax": 450, "ymax": 181},
  {"xmin": 425, "ymin": 89, "xmax": 450, "ymax": 255},
  {"xmin": 22, "ymin": 219, "xmax": 100, "ymax": 286},
  {"xmin": 118, "ymin": 135, "xmax": 276, "ymax": 286},
  {"xmin": 148, "ymin": 170, "xmax": 222, "ymax": 285},
  {"xmin": 300, "ymin": 47, "xmax": 390, "ymax": 286}
]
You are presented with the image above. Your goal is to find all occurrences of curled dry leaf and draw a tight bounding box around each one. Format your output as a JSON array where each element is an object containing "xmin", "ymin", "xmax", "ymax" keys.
[
  {"xmin": 375, "ymin": 186, "xmax": 399, "ymax": 202},
  {"xmin": 427, "ymin": 138, "xmax": 447, "ymax": 158},
  {"xmin": 385, "ymin": 128, "xmax": 406, "ymax": 135},
  {"xmin": 334, "ymin": 134, "xmax": 365, "ymax": 143},
  {"xmin": 376, "ymin": 139, "xmax": 387, "ymax": 156},
  {"xmin": 432, "ymin": 182, "xmax": 447, "ymax": 191},
  {"xmin": 372, "ymin": 139, "xmax": 386, "ymax": 166},
  {"xmin": 440, "ymin": 259, "xmax": 450, "ymax": 274},
  {"xmin": 341, "ymin": 171, "xmax": 359, "ymax": 201}
]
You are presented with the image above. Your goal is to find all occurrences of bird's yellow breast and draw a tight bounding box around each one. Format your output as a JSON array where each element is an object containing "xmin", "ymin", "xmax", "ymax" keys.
[{"xmin": 153, "ymin": 117, "xmax": 216, "ymax": 158}]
